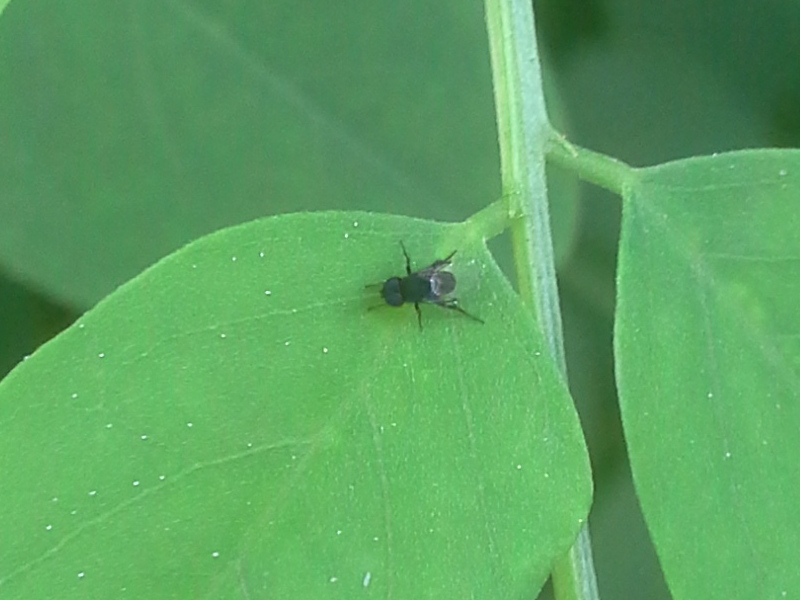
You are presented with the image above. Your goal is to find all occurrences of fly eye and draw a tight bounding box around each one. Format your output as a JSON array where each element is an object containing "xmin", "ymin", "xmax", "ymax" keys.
[{"xmin": 381, "ymin": 278, "xmax": 404, "ymax": 307}]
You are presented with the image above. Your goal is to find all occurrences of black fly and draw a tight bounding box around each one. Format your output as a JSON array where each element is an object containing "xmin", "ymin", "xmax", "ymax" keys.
[{"xmin": 370, "ymin": 241, "xmax": 484, "ymax": 330}]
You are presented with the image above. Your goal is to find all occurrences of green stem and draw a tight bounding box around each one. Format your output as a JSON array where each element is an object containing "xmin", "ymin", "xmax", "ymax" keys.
[
  {"xmin": 484, "ymin": 0, "xmax": 563, "ymax": 368},
  {"xmin": 546, "ymin": 134, "xmax": 633, "ymax": 195},
  {"xmin": 466, "ymin": 197, "xmax": 510, "ymax": 242},
  {"xmin": 483, "ymin": 1, "xmax": 601, "ymax": 600}
]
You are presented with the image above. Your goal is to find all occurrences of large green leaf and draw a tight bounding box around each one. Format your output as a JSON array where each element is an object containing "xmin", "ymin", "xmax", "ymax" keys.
[
  {"xmin": 0, "ymin": 0, "xmax": 578, "ymax": 309},
  {"xmin": 0, "ymin": 0, "xmax": 495, "ymax": 307},
  {"xmin": 615, "ymin": 149, "xmax": 800, "ymax": 600},
  {"xmin": 0, "ymin": 211, "xmax": 591, "ymax": 599}
]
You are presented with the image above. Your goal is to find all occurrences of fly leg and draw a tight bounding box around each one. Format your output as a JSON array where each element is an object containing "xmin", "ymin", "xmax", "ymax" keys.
[
  {"xmin": 414, "ymin": 302, "xmax": 424, "ymax": 330},
  {"xmin": 435, "ymin": 299, "xmax": 485, "ymax": 324},
  {"xmin": 400, "ymin": 241, "xmax": 413, "ymax": 275}
]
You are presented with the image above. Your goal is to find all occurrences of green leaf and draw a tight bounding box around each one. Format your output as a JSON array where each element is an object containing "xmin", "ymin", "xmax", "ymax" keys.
[
  {"xmin": 0, "ymin": 211, "xmax": 591, "ymax": 599},
  {"xmin": 0, "ymin": 1, "xmax": 579, "ymax": 310},
  {"xmin": 0, "ymin": 0, "xmax": 496, "ymax": 307},
  {"xmin": 615, "ymin": 149, "xmax": 800, "ymax": 600}
]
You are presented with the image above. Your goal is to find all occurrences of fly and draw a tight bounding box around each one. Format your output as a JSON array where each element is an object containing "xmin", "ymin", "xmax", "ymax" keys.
[{"xmin": 370, "ymin": 241, "xmax": 484, "ymax": 330}]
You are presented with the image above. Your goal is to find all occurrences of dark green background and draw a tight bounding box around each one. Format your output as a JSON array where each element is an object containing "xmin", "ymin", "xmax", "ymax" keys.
[{"xmin": 2, "ymin": 0, "xmax": 798, "ymax": 597}]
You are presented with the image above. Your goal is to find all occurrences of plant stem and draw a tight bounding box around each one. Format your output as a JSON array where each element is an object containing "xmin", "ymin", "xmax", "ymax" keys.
[
  {"xmin": 466, "ymin": 197, "xmax": 510, "ymax": 242},
  {"xmin": 483, "ymin": 1, "xmax": 601, "ymax": 600},
  {"xmin": 483, "ymin": 0, "xmax": 562, "ymax": 368},
  {"xmin": 546, "ymin": 134, "xmax": 632, "ymax": 195}
]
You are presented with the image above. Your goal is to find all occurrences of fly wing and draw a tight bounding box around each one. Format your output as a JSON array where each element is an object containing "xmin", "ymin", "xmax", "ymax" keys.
[
  {"xmin": 415, "ymin": 250, "xmax": 456, "ymax": 278},
  {"xmin": 417, "ymin": 261, "xmax": 447, "ymax": 278},
  {"xmin": 427, "ymin": 270, "xmax": 456, "ymax": 299}
]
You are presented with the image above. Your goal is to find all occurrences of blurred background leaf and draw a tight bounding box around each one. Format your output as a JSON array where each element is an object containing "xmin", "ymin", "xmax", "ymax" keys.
[
  {"xmin": 0, "ymin": 0, "xmax": 573, "ymax": 390},
  {"xmin": 0, "ymin": 0, "xmax": 500, "ymax": 308},
  {"xmin": 0, "ymin": 212, "xmax": 591, "ymax": 598}
]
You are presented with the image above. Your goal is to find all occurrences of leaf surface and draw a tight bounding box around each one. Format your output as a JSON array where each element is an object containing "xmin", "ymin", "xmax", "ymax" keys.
[
  {"xmin": 616, "ymin": 149, "xmax": 800, "ymax": 600},
  {"xmin": 0, "ymin": 211, "xmax": 591, "ymax": 599}
]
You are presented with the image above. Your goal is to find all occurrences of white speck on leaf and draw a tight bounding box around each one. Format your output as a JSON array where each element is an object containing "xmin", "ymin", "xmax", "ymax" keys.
[
  {"xmin": 232, "ymin": 256, "xmax": 237, "ymax": 262},
  {"xmin": 71, "ymin": 393, "xmax": 78, "ymax": 399},
  {"xmin": 133, "ymin": 480, "xmax": 140, "ymax": 487},
  {"xmin": 211, "ymin": 551, "xmax": 220, "ymax": 558},
  {"xmin": 363, "ymin": 572, "xmax": 372, "ymax": 587},
  {"xmin": 89, "ymin": 490, "xmax": 97, "ymax": 496},
  {"xmin": 265, "ymin": 290, "xmax": 272, "ymax": 296},
  {"xmin": 259, "ymin": 251, "xmax": 265, "ymax": 258},
  {"xmin": 329, "ymin": 577, "xmax": 338, "ymax": 583},
  {"xmin": 323, "ymin": 347, "xmax": 329, "ymax": 354},
  {"xmin": 98, "ymin": 352, "xmax": 105, "ymax": 358},
  {"xmin": 77, "ymin": 572, "xmax": 85, "ymax": 579},
  {"xmin": 353, "ymin": 221, "xmax": 359, "ymax": 227}
]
